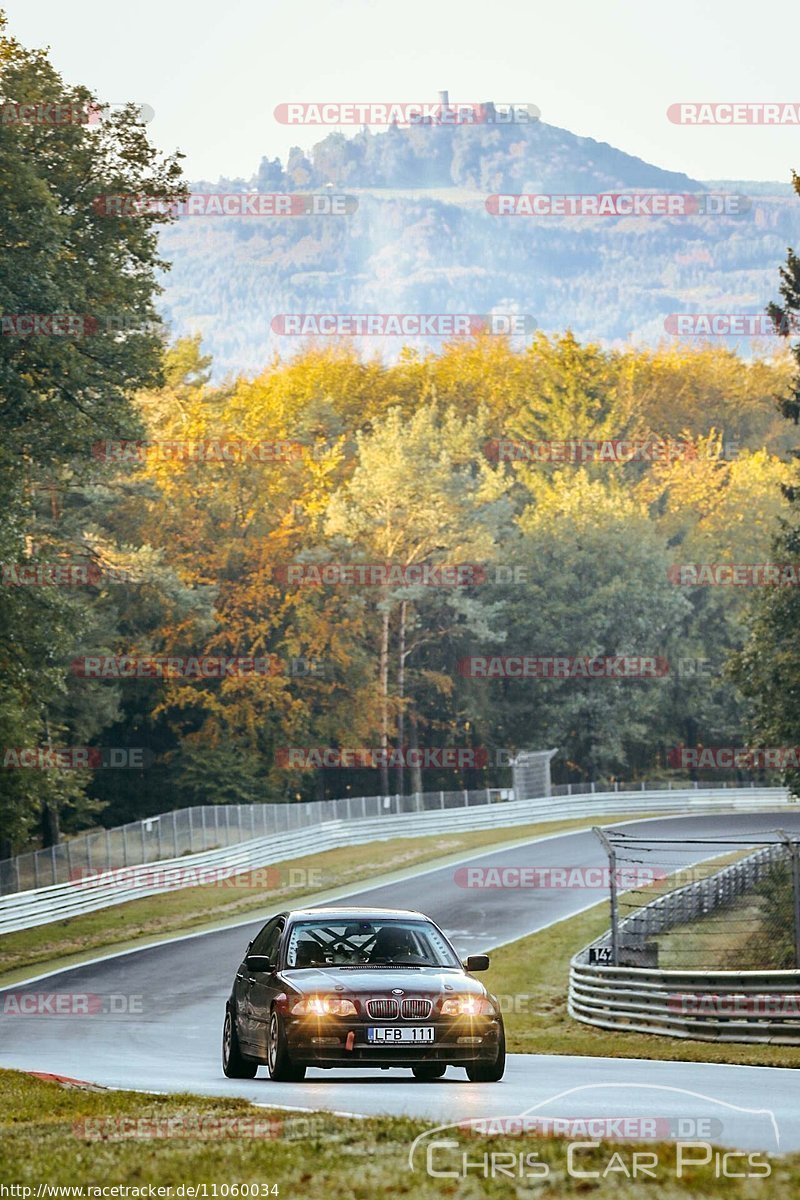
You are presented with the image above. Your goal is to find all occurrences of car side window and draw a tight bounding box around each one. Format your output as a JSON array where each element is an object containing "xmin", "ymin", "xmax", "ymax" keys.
[
  {"xmin": 252, "ymin": 919, "xmax": 283, "ymax": 966},
  {"xmin": 250, "ymin": 918, "xmax": 279, "ymax": 957}
]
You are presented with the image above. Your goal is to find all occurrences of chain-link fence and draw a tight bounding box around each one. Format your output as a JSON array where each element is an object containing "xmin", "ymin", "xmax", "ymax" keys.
[
  {"xmin": 0, "ymin": 777, "xmax": 777, "ymax": 897},
  {"xmin": 591, "ymin": 826, "xmax": 800, "ymax": 970}
]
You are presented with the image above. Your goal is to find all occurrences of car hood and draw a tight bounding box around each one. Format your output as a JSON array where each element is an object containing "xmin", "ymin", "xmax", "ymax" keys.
[{"xmin": 278, "ymin": 966, "xmax": 488, "ymax": 997}]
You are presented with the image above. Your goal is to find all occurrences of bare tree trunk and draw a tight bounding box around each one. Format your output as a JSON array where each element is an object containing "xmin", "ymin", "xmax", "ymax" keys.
[
  {"xmin": 396, "ymin": 600, "xmax": 407, "ymax": 796},
  {"xmin": 41, "ymin": 718, "xmax": 61, "ymax": 848},
  {"xmin": 379, "ymin": 603, "xmax": 390, "ymax": 796},
  {"xmin": 408, "ymin": 709, "xmax": 423, "ymax": 794}
]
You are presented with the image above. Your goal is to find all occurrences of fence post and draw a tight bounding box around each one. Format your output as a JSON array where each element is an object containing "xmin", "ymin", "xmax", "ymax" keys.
[
  {"xmin": 51, "ymin": 845, "xmax": 57, "ymax": 885},
  {"xmin": 777, "ymin": 830, "xmax": 800, "ymax": 968},
  {"xmin": 173, "ymin": 810, "xmax": 178, "ymax": 856},
  {"xmin": 440, "ymin": 791, "xmax": 445, "ymax": 809},
  {"xmin": 593, "ymin": 827, "xmax": 619, "ymax": 966}
]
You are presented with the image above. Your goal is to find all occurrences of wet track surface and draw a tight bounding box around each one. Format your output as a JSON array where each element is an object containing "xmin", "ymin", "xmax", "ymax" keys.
[{"xmin": 1, "ymin": 811, "xmax": 798, "ymax": 1151}]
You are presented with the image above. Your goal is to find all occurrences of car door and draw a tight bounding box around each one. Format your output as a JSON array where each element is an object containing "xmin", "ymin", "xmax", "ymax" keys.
[
  {"xmin": 245, "ymin": 918, "xmax": 285, "ymax": 1058},
  {"xmin": 236, "ymin": 917, "xmax": 280, "ymax": 1052}
]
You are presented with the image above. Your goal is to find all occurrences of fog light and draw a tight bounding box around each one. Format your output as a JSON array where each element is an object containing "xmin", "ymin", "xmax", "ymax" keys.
[{"xmin": 457, "ymin": 1036, "xmax": 483, "ymax": 1045}]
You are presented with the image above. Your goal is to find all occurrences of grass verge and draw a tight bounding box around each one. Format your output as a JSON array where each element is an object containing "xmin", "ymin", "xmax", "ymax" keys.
[
  {"xmin": 488, "ymin": 899, "xmax": 800, "ymax": 1067},
  {"xmin": 0, "ymin": 812, "xmax": 660, "ymax": 985},
  {"xmin": 0, "ymin": 1068, "xmax": 796, "ymax": 1196}
]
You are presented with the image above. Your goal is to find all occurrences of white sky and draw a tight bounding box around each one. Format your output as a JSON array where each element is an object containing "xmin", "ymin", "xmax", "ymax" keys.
[{"xmin": 5, "ymin": 0, "xmax": 800, "ymax": 182}]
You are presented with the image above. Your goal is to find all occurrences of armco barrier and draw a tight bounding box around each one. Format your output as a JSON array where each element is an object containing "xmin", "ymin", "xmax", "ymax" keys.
[
  {"xmin": 0, "ymin": 779, "xmax": 781, "ymax": 895},
  {"xmin": 569, "ymin": 961, "xmax": 800, "ymax": 1044},
  {"xmin": 569, "ymin": 841, "xmax": 800, "ymax": 1044},
  {"xmin": 0, "ymin": 786, "xmax": 790, "ymax": 934}
]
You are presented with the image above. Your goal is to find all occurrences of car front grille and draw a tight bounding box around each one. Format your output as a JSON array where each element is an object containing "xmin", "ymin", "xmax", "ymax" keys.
[
  {"xmin": 366, "ymin": 998, "xmax": 399, "ymax": 1019},
  {"xmin": 401, "ymin": 998, "xmax": 433, "ymax": 1019}
]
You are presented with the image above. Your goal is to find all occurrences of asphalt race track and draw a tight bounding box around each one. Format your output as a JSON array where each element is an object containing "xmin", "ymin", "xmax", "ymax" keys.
[{"xmin": 1, "ymin": 811, "xmax": 798, "ymax": 1152}]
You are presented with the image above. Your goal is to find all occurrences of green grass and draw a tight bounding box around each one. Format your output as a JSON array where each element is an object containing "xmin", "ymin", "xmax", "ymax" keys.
[
  {"xmin": 486, "ymin": 900, "xmax": 800, "ymax": 1067},
  {"xmin": 656, "ymin": 894, "xmax": 766, "ymax": 969},
  {"xmin": 0, "ymin": 812, "xmax": 660, "ymax": 985},
  {"xmin": 0, "ymin": 1068, "xmax": 796, "ymax": 1196}
]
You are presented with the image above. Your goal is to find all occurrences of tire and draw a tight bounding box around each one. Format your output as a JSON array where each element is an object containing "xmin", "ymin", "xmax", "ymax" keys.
[
  {"xmin": 412, "ymin": 1062, "xmax": 447, "ymax": 1081},
  {"xmin": 465, "ymin": 1023, "xmax": 506, "ymax": 1082},
  {"xmin": 267, "ymin": 1008, "xmax": 307, "ymax": 1081},
  {"xmin": 222, "ymin": 1008, "xmax": 258, "ymax": 1079}
]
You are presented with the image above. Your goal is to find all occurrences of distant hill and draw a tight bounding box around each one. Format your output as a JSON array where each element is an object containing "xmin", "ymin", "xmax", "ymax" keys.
[{"xmin": 157, "ymin": 120, "xmax": 799, "ymax": 377}]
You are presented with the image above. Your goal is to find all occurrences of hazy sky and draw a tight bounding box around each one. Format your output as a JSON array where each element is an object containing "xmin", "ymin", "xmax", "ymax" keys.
[{"xmin": 6, "ymin": 0, "xmax": 800, "ymax": 183}]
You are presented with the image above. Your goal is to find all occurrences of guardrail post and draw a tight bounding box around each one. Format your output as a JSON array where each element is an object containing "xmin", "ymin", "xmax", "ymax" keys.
[
  {"xmin": 777, "ymin": 830, "xmax": 800, "ymax": 968},
  {"xmin": 593, "ymin": 827, "xmax": 619, "ymax": 966}
]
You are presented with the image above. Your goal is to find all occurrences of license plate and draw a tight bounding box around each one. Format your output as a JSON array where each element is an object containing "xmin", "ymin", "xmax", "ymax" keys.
[{"xmin": 367, "ymin": 1026, "xmax": 435, "ymax": 1044}]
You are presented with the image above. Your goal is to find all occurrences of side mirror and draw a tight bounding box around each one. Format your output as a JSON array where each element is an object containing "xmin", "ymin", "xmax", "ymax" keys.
[
  {"xmin": 245, "ymin": 954, "xmax": 274, "ymax": 973},
  {"xmin": 464, "ymin": 954, "xmax": 490, "ymax": 972}
]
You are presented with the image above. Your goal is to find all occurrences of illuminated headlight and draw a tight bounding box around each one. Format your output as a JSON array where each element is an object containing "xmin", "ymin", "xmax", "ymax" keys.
[
  {"xmin": 291, "ymin": 995, "xmax": 358, "ymax": 1017},
  {"xmin": 440, "ymin": 995, "xmax": 494, "ymax": 1016}
]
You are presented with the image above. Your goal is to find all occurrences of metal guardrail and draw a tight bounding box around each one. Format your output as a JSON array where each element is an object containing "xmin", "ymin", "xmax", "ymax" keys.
[
  {"xmin": 0, "ymin": 778, "xmax": 779, "ymax": 895},
  {"xmin": 0, "ymin": 786, "xmax": 790, "ymax": 935},
  {"xmin": 569, "ymin": 841, "xmax": 800, "ymax": 1044}
]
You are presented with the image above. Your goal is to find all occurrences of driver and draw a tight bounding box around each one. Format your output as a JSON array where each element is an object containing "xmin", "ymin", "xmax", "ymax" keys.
[{"xmin": 369, "ymin": 925, "xmax": 422, "ymax": 962}]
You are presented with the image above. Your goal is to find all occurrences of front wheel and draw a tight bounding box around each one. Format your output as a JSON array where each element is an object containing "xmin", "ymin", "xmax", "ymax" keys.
[
  {"xmin": 267, "ymin": 1009, "xmax": 307, "ymax": 1081},
  {"xmin": 412, "ymin": 1062, "xmax": 447, "ymax": 1081},
  {"xmin": 222, "ymin": 1008, "xmax": 257, "ymax": 1079},
  {"xmin": 465, "ymin": 1023, "xmax": 506, "ymax": 1082}
]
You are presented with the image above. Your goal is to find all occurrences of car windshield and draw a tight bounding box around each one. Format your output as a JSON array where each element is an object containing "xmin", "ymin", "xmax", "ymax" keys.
[{"xmin": 284, "ymin": 918, "xmax": 461, "ymax": 968}]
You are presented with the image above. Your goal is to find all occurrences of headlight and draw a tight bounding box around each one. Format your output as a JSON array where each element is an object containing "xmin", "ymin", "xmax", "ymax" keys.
[
  {"xmin": 440, "ymin": 995, "xmax": 494, "ymax": 1016},
  {"xmin": 291, "ymin": 995, "xmax": 358, "ymax": 1017}
]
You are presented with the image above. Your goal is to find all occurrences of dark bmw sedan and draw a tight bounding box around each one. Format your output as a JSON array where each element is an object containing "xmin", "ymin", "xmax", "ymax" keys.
[{"xmin": 222, "ymin": 906, "xmax": 505, "ymax": 1082}]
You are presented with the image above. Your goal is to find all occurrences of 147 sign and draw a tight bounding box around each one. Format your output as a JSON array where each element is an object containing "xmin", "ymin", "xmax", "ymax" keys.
[{"xmin": 589, "ymin": 946, "xmax": 614, "ymax": 964}]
